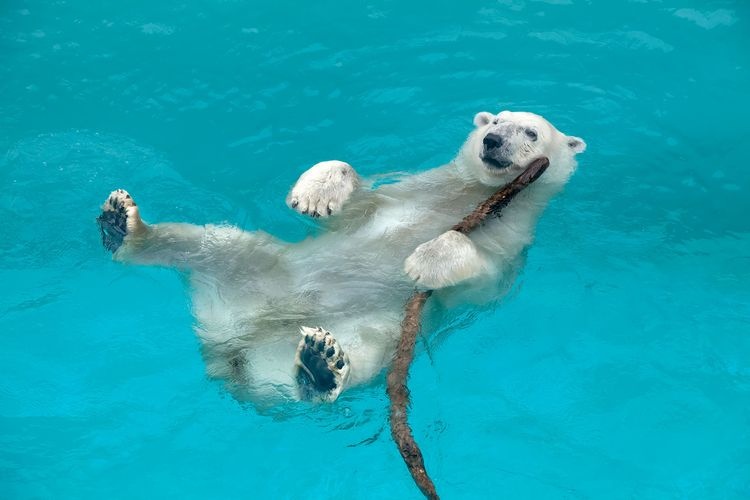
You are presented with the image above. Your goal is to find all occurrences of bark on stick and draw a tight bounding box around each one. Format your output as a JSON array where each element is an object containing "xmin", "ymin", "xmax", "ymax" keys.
[{"xmin": 386, "ymin": 156, "xmax": 550, "ymax": 499}]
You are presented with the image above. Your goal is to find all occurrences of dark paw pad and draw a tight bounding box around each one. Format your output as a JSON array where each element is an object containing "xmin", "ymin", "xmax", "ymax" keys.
[
  {"xmin": 97, "ymin": 189, "xmax": 134, "ymax": 253},
  {"xmin": 295, "ymin": 326, "xmax": 349, "ymax": 401}
]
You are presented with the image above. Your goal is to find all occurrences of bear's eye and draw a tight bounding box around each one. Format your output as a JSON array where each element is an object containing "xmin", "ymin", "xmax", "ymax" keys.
[{"xmin": 525, "ymin": 129, "xmax": 538, "ymax": 141}]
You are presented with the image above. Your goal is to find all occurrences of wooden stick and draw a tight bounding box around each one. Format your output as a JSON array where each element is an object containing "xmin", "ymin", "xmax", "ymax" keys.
[
  {"xmin": 386, "ymin": 157, "xmax": 550, "ymax": 499},
  {"xmin": 452, "ymin": 157, "xmax": 550, "ymax": 234},
  {"xmin": 386, "ymin": 289, "xmax": 437, "ymax": 499}
]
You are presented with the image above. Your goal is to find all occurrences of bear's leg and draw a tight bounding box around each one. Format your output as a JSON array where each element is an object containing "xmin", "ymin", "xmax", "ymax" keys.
[
  {"xmin": 97, "ymin": 189, "xmax": 213, "ymax": 268},
  {"xmin": 294, "ymin": 326, "xmax": 350, "ymax": 402}
]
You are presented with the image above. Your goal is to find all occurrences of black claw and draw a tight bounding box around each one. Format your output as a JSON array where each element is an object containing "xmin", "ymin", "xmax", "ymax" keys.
[
  {"xmin": 335, "ymin": 359, "xmax": 345, "ymax": 370},
  {"xmin": 327, "ymin": 206, "xmax": 332, "ymax": 215},
  {"xmin": 291, "ymin": 200, "xmax": 298, "ymax": 208}
]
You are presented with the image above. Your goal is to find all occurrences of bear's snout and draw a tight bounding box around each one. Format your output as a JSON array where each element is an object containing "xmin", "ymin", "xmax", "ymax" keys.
[
  {"xmin": 480, "ymin": 131, "xmax": 513, "ymax": 170},
  {"xmin": 483, "ymin": 133, "xmax": 504, "ymax": 152}
]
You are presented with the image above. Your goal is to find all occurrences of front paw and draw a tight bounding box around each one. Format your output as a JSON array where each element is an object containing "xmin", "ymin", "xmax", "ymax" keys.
[
  {"xmin": 404, "ymin": 230, "xmax": 489, "ymax": 289},
  {"xmin": 287, "ymin": 160, "xmax": 359, "ymax": 218}
]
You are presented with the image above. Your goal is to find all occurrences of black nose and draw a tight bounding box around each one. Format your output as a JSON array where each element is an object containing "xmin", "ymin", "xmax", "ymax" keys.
[{"xmin": 483, "ymin": 133, "xmax": 504, "ymax": 151}]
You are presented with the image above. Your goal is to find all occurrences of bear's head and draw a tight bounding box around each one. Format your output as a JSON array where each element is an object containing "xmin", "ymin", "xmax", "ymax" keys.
[{"xmin": 459, "ymin": 110, "xmax": 586, "ymax": 186}]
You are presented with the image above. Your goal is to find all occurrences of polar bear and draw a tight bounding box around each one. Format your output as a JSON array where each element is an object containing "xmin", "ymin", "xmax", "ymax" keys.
[{"xmin": 97, "ymin": 110, "xmax": 585, "ymax": 406}]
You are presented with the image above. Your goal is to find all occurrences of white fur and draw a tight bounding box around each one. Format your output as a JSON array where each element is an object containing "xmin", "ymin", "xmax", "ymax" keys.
[{"xmin": 105, "ymin": 110, "xmax": 585, "ymax": 407}]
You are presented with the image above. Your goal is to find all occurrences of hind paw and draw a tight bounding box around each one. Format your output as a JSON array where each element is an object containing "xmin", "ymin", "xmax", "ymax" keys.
[
  {"xmin": 294, "ymin": 326, "xmax": 350, "ymax": 402},
  {"xmin": 97, "ymin": 189, "xmax": 145, "ymax": 253}
]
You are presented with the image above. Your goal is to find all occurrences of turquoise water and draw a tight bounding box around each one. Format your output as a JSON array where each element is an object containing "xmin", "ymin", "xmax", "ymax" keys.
[{"xmin": 2, "ymin": 0, "xmax": 749, "ymax": 497}]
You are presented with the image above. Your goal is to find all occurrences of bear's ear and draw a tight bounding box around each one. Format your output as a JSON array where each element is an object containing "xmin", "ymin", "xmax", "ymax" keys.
[
  {"xmin": 566, "ymin": 136, "xmax": 586, "ymax": 154},
  {"xmin": 473, "ymin": 112, "xmax": 494, "ymax": 128}
]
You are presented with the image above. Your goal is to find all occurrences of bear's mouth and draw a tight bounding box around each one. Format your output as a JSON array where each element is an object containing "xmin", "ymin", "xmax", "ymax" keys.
[{"xmin": 481, "ymin": 155, "xmax": 514, "ymax": 171}]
